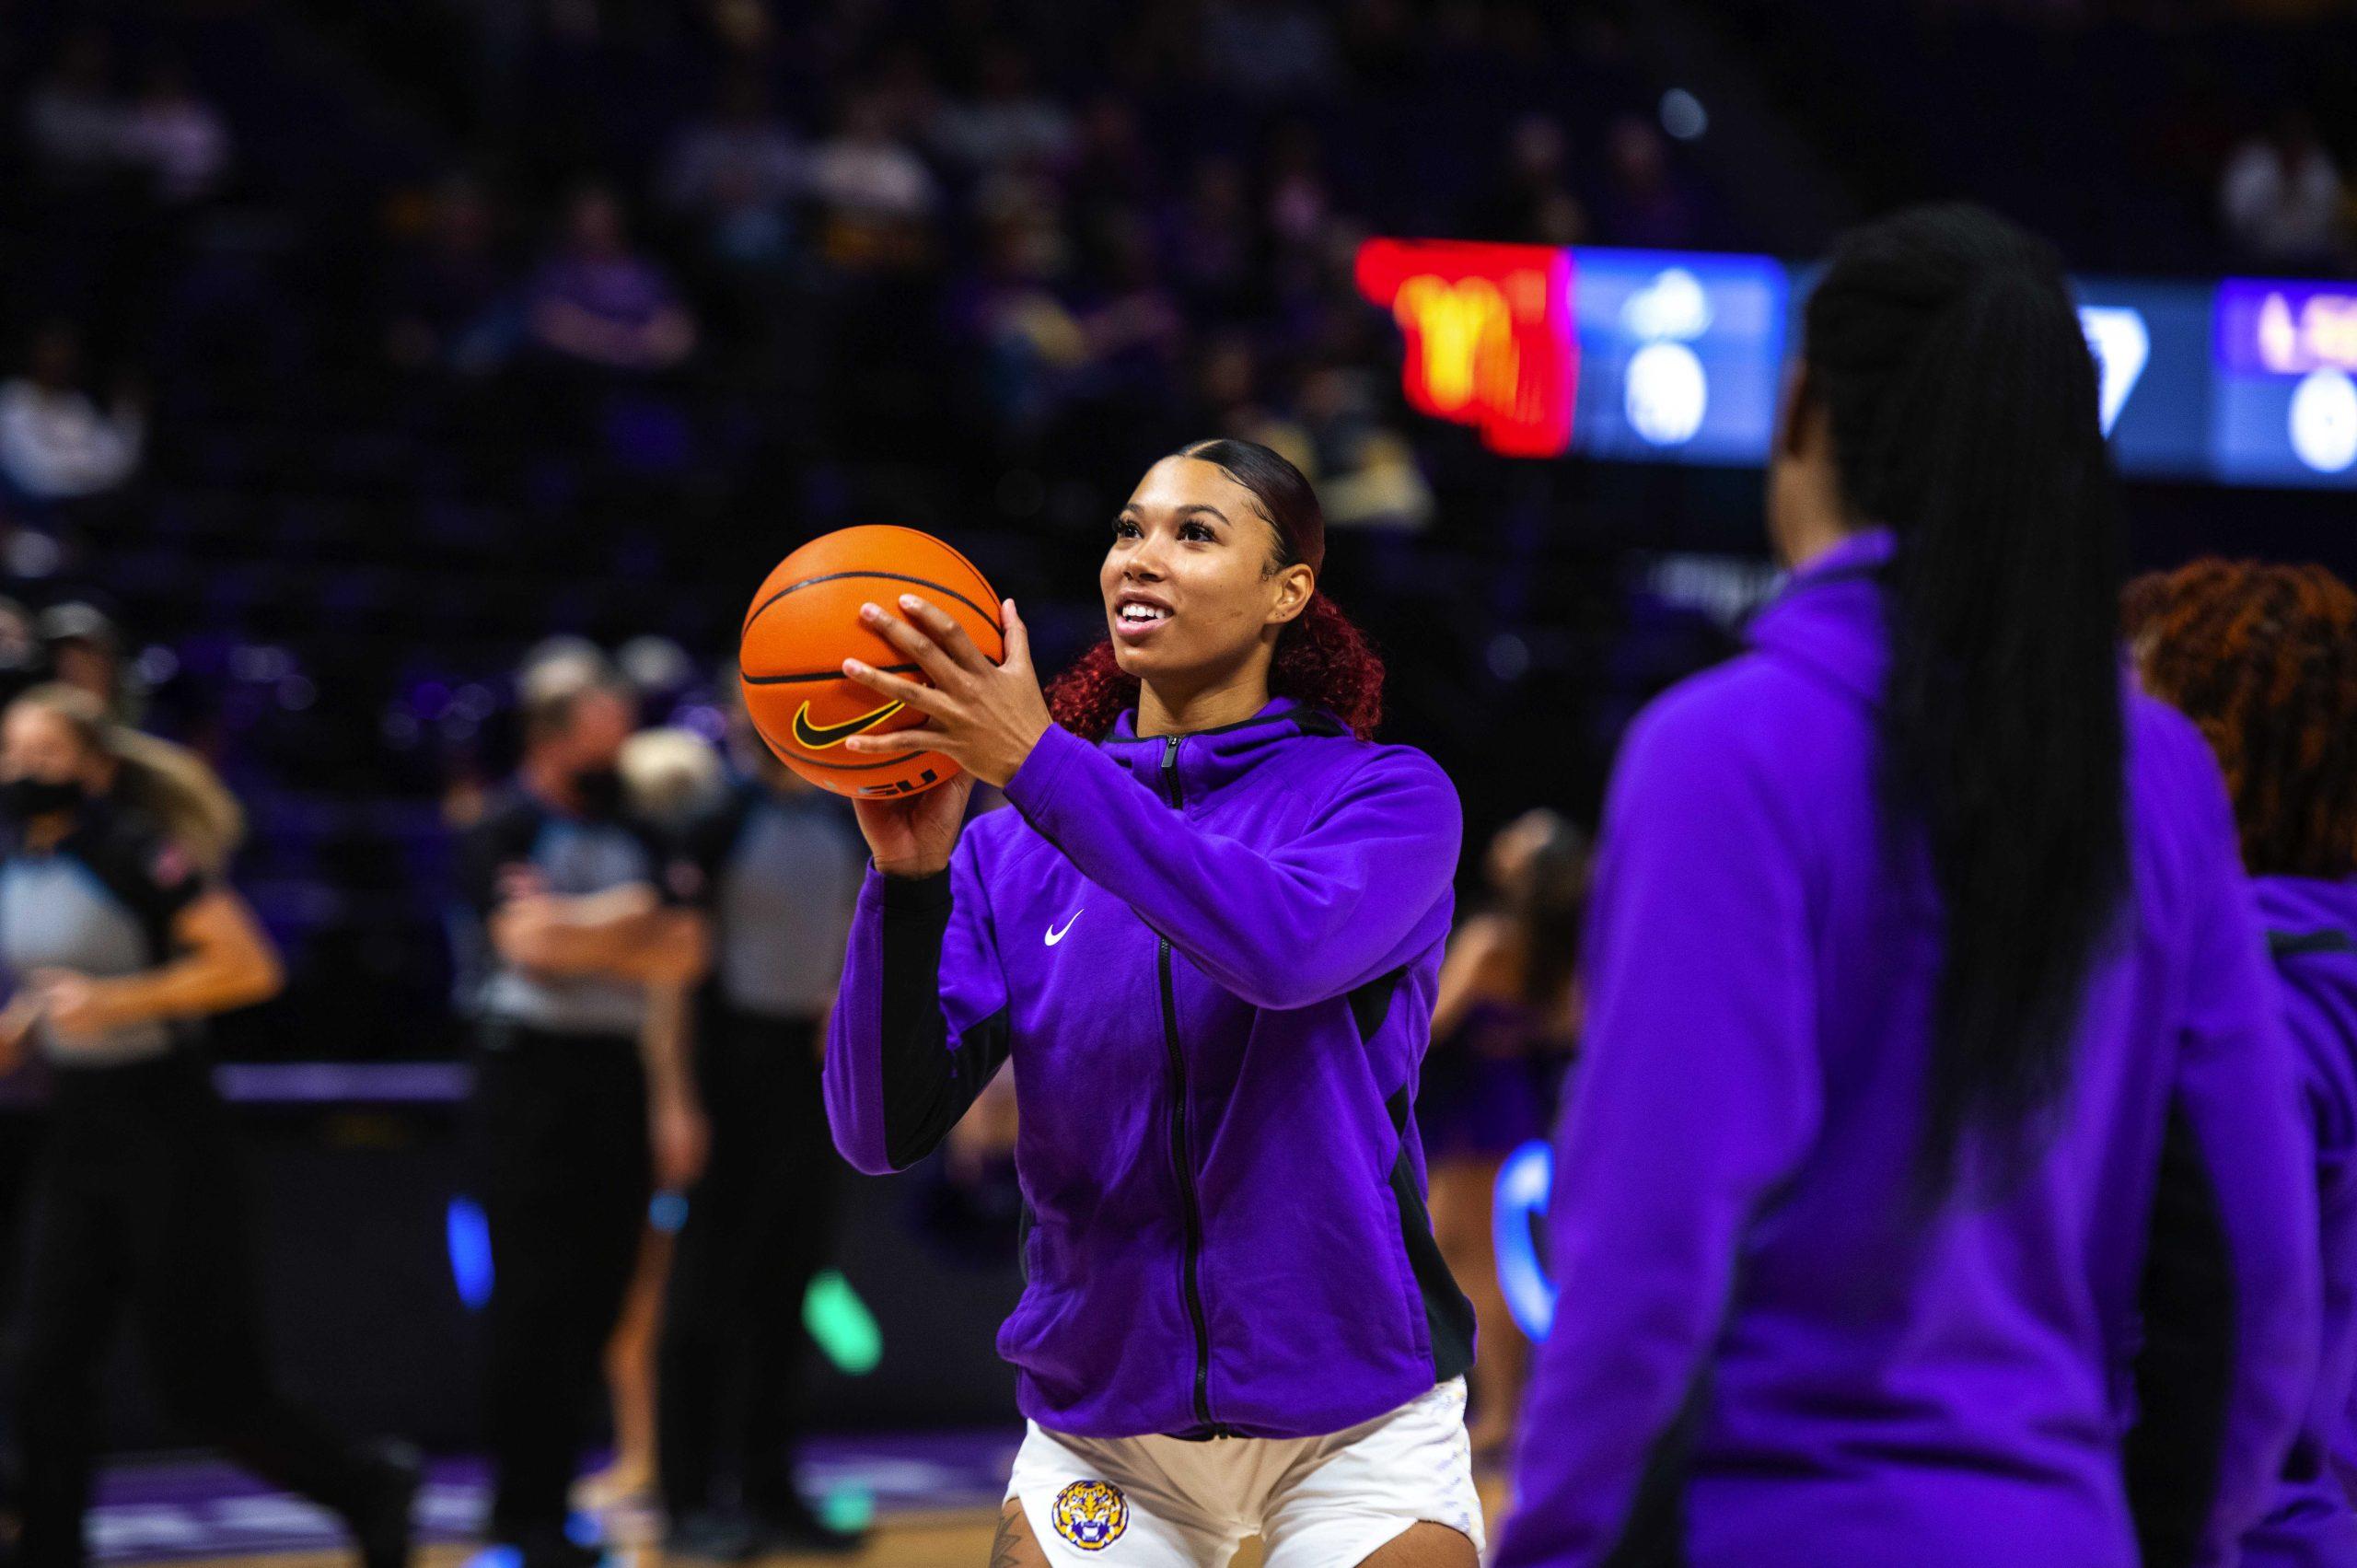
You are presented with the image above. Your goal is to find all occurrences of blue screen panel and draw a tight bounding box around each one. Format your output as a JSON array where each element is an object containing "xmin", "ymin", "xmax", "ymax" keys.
[
  {"xmin": 1565, "ymin": 249, "xmax": 1788, "ymax": 467},
  {"xmin": 2074, "ymin": 281, "xmax": 2212, "ymax": 481},
  {"xmin": 2212, "ymin": 279, "xmax": 2357, "ymax": 488}
]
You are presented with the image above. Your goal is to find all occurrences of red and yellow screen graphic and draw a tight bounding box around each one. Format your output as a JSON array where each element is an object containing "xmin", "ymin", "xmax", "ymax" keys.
[{"xmin": 1353, "ymin": 239, "xmax": 1577, "ymax": 457}]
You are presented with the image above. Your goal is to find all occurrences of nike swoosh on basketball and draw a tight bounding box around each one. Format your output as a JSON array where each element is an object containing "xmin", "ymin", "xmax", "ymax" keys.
[
  {"xmin": 791, "ymin": 699, "xmax": 905, "ymax": 749},
  {"xmin": 1045, "ymin": 912, "xmax": 1083, "ymax": 946}
]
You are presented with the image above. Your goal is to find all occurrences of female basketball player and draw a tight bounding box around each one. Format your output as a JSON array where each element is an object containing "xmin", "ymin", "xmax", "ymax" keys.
[
  {"xmin": 2122, "ymin": 560, "xmax": 2357, "ymax": 1568},
  {"xmin": 0, "ymin": 684, "xmax": 417, "ymax": 1568},
  {"xmin": 1496, "ymin": 205, "xmax": 2316, "ymax": 1568},
  {"xmin": 1422, "ymin": 809, "xmax": 1585, "ymax": 1460},
  {"xmin": 824, "ymin": 438, "xmax": 1483, "ymax": 1567}
]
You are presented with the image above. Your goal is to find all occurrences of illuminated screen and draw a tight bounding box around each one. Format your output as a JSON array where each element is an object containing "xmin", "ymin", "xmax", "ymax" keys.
[
  {"xmin": 1564, "ymin": 249, "xmax": 1789, "ymax": 467},
  {"xmin": 2214, "ymin": 279, "xmax": 2357, "ymax": 487},
  {"xmin": 1362, "ymin": 240, "xmax": 2357, "ymax": 490},
  {"xmin": 2073, "ymin": 280, "xmax": 2210, "ymax": 481},
  {"xmin": 1353, "ymin": 238, "xmax": 1576, "ymax": 457}
]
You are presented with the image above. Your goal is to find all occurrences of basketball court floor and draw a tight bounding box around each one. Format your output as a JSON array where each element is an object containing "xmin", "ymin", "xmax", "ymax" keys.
[{"xmin": 95, "ymin": 1441, "xmax": 1513, "ymax": 1566}]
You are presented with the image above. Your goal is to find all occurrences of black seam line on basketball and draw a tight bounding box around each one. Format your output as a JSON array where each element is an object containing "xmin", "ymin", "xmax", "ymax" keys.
[
  {"xmin": 741, "ymin": 662, "xmax": 923, "ymax": 686},
  {"xmin": 785, "ymin": 749, "xmax": 941, "ymax": 772},
  {"xmin": 744, "ymin": 571, "xmax": 1004, "ymax": 637}
]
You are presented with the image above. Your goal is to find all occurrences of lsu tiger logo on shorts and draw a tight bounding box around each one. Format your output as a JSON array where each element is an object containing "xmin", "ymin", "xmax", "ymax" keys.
[{"xmin": 1051, "ymin": 1479, "xmax": 1130, "ymax": 1551}]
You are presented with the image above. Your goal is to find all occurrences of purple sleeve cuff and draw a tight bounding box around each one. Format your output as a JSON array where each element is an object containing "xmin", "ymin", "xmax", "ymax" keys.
[{"xmin": 1003, "ymin": 722, "xmax": 1092, "ymax": 830}]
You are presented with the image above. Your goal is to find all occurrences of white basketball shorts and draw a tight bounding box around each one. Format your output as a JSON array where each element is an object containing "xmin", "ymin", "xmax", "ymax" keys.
[{"xmin": 1004, "ymin": 1377, "xmax": 1484, "ymax": 1566}]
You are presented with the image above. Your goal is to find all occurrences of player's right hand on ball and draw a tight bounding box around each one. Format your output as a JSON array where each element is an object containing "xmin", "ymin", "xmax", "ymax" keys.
[{"xmin": 854, "ymin": 771, "xmax": 976, "ymax": 880}]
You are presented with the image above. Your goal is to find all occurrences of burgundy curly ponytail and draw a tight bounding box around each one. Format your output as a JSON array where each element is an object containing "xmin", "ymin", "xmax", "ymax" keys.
[{"xmin": 1045, "ymin": 438, "xmax": 1387, "ymax": 740}]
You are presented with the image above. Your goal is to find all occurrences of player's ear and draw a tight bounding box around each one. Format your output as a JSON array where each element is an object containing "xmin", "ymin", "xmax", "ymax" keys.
[{"xmin": 1267, "ymin": 563, "xmax": 1315, "ymax": 627}]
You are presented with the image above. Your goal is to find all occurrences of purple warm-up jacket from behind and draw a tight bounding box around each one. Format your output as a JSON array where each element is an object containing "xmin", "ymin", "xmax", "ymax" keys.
[
  {"xmin": 824, "ymin": 698, "xmax": 1475, "ymax": 1440},
  {"xmin": 2245, "ymin": 875, "xmax": 2357, "ymax": 1568},
  {"xmin": 1498, "ymin": 530, "xmax": 2317, "ymax": 1568}
]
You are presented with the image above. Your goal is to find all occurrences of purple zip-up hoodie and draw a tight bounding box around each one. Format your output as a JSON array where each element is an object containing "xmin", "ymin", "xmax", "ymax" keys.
[
  {"xmin": 2246, "ymin": 875, "xmax": 2357, "ymax": 1568},
  {"xmin": 1498, "ymin": 531, "xmax": 2317, "ymax": 1568},
  {"xmin": 824, "ymin": 698, "xmax": 1474, "ymax": 1439}
]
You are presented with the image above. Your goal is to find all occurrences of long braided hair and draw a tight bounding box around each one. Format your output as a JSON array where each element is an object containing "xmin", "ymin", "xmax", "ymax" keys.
[
  {"xmin": 2123, "ymin": 558, "xmax": 2357, "ymax": 879},
  {"xmin": 1805, "ymin": 203, "xmax": 2129, "ymax": 1198}
]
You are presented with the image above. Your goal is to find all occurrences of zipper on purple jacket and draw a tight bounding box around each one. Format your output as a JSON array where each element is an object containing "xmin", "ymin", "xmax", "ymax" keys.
[{"xmin": 1159, "ymin": 732, "xmax": 1223, "ymax": 1434}]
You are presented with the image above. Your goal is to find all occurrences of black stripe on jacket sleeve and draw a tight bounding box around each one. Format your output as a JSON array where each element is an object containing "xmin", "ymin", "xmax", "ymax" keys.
[
  {"xmin": 2123, "ymin": 1102, "xmax": 2233, "ymax": 1568},
  {"xmin": 878, "ymin": 870, "xmax": 1012, "ymax": 1170}
]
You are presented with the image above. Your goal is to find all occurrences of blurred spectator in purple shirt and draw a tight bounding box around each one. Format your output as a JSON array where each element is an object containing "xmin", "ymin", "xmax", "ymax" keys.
[
  {"xmin": 117, "ymin": 62, "xmax": 231, "ymax": 207},
  {"xmin": 525, "ymin": 187, "xmax": 697, "ymax": 372}
]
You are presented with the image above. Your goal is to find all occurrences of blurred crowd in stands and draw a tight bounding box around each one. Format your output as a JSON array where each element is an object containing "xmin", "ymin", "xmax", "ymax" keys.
[{"xmin": 0, "ymin": 0, "xmax": 2347, "ymax": 1058}]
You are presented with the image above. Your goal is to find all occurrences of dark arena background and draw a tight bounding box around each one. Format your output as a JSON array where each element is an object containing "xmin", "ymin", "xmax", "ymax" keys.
[{"xmin": 0, "ymin": 0, "xmax": 2353, "ymax": 1563}]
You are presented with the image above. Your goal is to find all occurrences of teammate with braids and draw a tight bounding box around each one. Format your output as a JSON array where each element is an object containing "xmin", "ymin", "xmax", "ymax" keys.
[
  {"xmin": 1497, "ymin": 205, "xmax": 2316, "ymax": 1568},
  {"xmin": 2123, "ymin": 561, "xmax": 2357, "ymax": 883},
  {"xmin": 2123, "ymin": 559, "xmax": 2357, "ymax": 1568},
  {"xmin": 823, "ymin": 438, "xmax": 1483, "ymax": 1567}
]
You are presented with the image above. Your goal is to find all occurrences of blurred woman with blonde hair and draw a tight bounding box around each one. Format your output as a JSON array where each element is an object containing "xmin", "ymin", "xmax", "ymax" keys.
[{"xmin": 0, "ymin": 683, "xmax": 419, "ymax": 1568}]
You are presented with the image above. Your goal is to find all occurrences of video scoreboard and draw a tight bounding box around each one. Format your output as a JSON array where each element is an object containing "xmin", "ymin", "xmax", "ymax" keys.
[{"xmin": 1360, "ymin": 238, "xmax": 2357, "ymax": 490}]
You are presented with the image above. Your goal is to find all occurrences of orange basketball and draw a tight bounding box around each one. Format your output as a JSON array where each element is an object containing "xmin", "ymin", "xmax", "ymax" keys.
[{"xmin": 737, "ymin": 526, "xmax": 1004, "ymax": 799}]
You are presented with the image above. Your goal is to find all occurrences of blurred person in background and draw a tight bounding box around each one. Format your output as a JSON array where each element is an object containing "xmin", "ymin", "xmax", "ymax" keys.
[
  {"xmin": 0, "ymin": 324, "xmax": 144, "ymax": 506},
  {"xmin": 524, "ymin": 187, "xmax": 698, "ymax": 374},
  {"xmin": 1273, "ymin": 365, "xmax": 1435, "ymax": 534},
  {"xmin": 2220, "ymin": 107, "xmax": 2349, "ymax": 269},
  {"xmin": 1421, "ymin": 808, "xmax": 1585, "ymax": 1462},
  {"xmin": 656, "ymin": 686, "xmax": 865, "ymax": 1560},
  {"xmin": 1499, "ymin": 203, "xmax": 2315, "ymax": 1568},
  {"xmin": 2121, "ymin": 560, "xmax": 2357, "ymax": 1568},
  {"xmin": 573, "ymin": 725, "xmax": 729, "ymax": 1517},
  {"xmin": 456, "ymin": 654, "xmax": 708, "ymax": 1568},
  {"xmin": 0, "ymin": 683, "xmax": 418, "ymax": 1568},
  {"xmin": 807, "ymin": 88, "xmax": 939, "ymax": 270},
  {"xmin": 930, "ymin": 41, "xmax": 1074, "ymax": 178},
  {"xmin": 658, "ymin": 74, "xmax": 803, "ymax": 217},
  {"xmin": 116, "ymin": 61, "xmax": 230, "ymax": 209},
  {"xmin": 657, "ymin": 72, "xmax": 804, "ymax": 273},
  {"xmin": 1595, "ymin": 117, "xmax": 1703, "ymax": 251},
  {"xmin": 35, "ymin": 603, "xmax": 132, "ymax": 723}
]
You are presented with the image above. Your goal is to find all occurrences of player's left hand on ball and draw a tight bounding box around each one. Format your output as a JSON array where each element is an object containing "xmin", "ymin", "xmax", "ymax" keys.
[{"xmin": 841, "ymin": 596, "xmax": 1052, "ymax": 789}]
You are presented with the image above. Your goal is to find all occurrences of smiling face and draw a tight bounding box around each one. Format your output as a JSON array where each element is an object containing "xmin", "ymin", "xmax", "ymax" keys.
[{"xmin": 1099, "ymin": 456, "xmax": 1314, "ymax": 695}]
